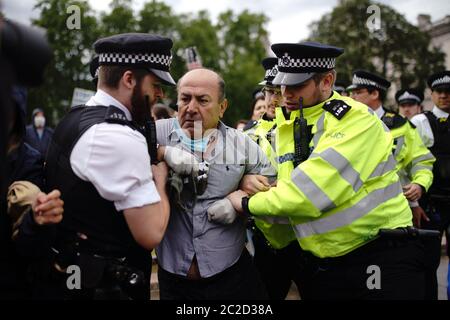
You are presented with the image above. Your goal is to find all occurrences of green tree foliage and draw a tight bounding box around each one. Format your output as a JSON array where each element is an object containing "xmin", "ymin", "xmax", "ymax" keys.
[
  {"xmin": 137, "ymin": 0, "xmax": 178, "ymax": 38},
  {"xmin": 308, "ymin": 0, "xmax": 445, "ymax": 91},
  {"xmin": 217, "ymin": 10, "xmax": 269, "ymax": 124},
  {"xmin": 100, "ymin": 0, "xmax": 136, "ymax": 36},
  {"xmin": 30, "ymin": 0, "xmax": 269, "ymax": 126},
  {"xmin": 29, "ymin": 0, "xmax": 99, "ymax": 123}
]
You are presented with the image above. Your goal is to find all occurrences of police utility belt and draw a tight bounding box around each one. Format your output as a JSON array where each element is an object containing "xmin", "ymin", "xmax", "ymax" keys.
[
  {"xmin": 50, "ymin": 240, "xmax": 146, "ymax": 296},
  {"xmin": 378, "ymin": 226, "xmax": 440, "ymax": 239}
]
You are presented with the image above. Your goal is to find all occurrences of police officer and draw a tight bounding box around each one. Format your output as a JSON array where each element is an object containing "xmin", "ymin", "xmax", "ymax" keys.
[
  {"xmin": 396, "ymin": 88, "xmax": 424, "ymax": 119},
  {"xmin": 228, "ymin": 42, "xmax": 426, "ymax": 299},
  {"xmin": 243, "ymin": 57, "xmax": 306, "ymax": 300},
  {"xmin": 411, "ymin": 71, "xmax": 450, "ymax": 300},
  {"xmin": 243, "ymin": 59, "xmax": 279, "ymax": 140},
  {"xmin": 43, "ymin": 33, "xmax": 178, "ymax": 299},
  {"xmin": 245, "ymin": 58, "xmax": 279, "ymax": 168},
  {"xmin": 348, "ymin": 71, "xmax": 435, "ymax": 230}
]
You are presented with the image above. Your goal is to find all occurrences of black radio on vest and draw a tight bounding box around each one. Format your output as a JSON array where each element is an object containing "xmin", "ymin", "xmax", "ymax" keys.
[
  {"xmin": 294, "ymin": 97, "xmax": 310, "ymax": 167},
  {"xmin": 143, "ymin": 95, "xmax": 158, "ymax": 165}
]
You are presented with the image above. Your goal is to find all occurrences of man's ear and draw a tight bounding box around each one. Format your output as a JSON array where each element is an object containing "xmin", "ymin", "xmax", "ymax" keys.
[
  {"xmin": 321, "ymin": 72, "xmax": 335, "ymax": 92},
  {"xmin": 370, "ymin": 89, "xmax": 380, "ymax": 101},
  {"xmin": 219, "ymin": 99, "xmax": 228, "ymax": 118},
  {"xmin": 122, "ymin": 70, "xmax": 136, "ymax": 90}
]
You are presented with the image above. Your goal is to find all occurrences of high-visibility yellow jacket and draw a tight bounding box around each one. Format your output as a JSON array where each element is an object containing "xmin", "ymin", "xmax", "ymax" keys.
[
  {"xmin": 244, "ymin": 117, "xmax": 296, "ymax": 249},
  {"xmin": 380, "ymin": 111, "xmax": 435, "ymax": 193},
  {"xmin": 245, "ymin": 119, "xmax": 277, "ymax": 169},
  {"xmin": 248, "ymin": 92, "xmax": 413, "ymax": 258}
]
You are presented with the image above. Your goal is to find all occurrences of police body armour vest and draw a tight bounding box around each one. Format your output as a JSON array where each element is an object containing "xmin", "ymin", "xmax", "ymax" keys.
[
  {"xmin": 424, "ymin": 111, "xmax": 450, "ymax": 192},
  {"xmin": 45, "ymin": 105, "xmax": 145, "ymax": 257}
]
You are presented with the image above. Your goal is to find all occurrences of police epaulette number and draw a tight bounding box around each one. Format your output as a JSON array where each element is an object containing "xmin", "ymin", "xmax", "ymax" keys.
[
  {"xmin": 105, "ymin": 105, "xmax": 128, "ymax": 124},
  {"xmin": 323, "ymin": 99, "xmax": 351, "ymax": 120}
]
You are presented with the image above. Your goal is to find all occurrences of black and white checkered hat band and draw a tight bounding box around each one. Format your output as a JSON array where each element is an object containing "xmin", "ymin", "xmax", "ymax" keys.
[
  {"xmin": 352, "ymin": 75, "xmax": 387, "ymax": 91},
  {"xmin": 431, "ymin": 75, "xmax": 450, "ymax": 88},
  {"xmin": 99, "ymin": 52, "xmax": 172, "ymax": 69},
  {"xmin": 398, "ymin": 91, "xmax": 420, "ymax": 103},
  {"xmin": 278, "ymin": 53, "xmax": 335, "ymax": 70},
  {"xmin": 265, "ymin": 65, "xmax": 278, "ymax": 79}
]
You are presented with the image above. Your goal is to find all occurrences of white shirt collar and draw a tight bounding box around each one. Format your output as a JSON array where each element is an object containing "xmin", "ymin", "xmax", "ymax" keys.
[
  {"xmin": 432, "ymin": 105, "xmax": 449, "ymax": 119},
  {"xmin": 373, "ymin": 105, "xmax": 385, "ymax": 119},
  {"xmin": 85, "ymin": 89, "xmax": 132, "ymax": 121}
]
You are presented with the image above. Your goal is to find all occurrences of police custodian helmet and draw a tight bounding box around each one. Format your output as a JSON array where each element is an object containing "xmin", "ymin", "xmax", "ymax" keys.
[
  {"xmin": 270, "ymin": 41, "xmax": 344, "ymax": 86},
  {"xmin": 94, "ymin": 33, "xmax": 176, "ymax": 86}
]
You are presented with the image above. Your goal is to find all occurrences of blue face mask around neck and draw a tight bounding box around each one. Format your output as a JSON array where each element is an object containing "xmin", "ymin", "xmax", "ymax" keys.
[{"xmin": 174, "ymin": 120, "xmax": 211, "ymax": 153}]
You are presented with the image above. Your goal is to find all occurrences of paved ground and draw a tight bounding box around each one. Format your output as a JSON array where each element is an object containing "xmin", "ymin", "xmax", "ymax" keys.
[{"xmin": 151, "ymin": 250, "xmax": 449, "ymax": 300}]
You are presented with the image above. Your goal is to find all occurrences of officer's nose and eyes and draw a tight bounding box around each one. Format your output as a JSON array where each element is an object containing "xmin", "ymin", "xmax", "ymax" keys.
[
  {"xmin": 349, "ymin": 88, "xmax": 366, "ymax": 99},
  {"xmin": 263, "ymin": 87, "xmax": 282, "ymax": 115},
  {"xmin": 140, "ymin": 74, "xmax": 165, "ymax": 104},
  {"xmin": 350, "ymin": 88, "xmax": 372, "ymax": 106},
  {"xmin": 399, "ymin": 103, "xmax": 419, "ymax": 118},
  {"xmin": 151, "ymin": 81, "xmax": 164, "ymax": 100},
  {"xmin": 435, "ymin": 88, "xmax": 450, "ymax": 101},
  {"xmin": 280, "ymin": 83, "xmax": 310, "ymax": 108}
]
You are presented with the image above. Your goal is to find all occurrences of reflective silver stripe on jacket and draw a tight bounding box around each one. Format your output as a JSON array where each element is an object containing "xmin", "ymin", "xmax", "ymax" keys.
[
  {"xmin": 368, "ymin": 154, "xmax": 397, "ymax": 179},
  {"xmin": 312, "ymin": 113, "xmax": 326, "ymax": 147},
  {"xmin": 293, "ymin": 181, "xmax": 403, "ymax": 238},
  {"xmin": 410, "ymin": 165, "xmax": 433, "ymax": 176},
  {"xmin": 310, "ymin": 148, "xmax": 364, "ymax": 192},
  {"xmin": 291, "ymin": 168, "xmax": 336, "ymax": 212},
  {"xmin": 411, "ymin": 153, "xmax": 435, "ymax": 167},
  {"xmin": 394, "ymin": 136, "xmax": 405, "ymax": 157},
  {"xmin": 256, "ymin": 216, "xmax": 291, "ymax": 225}
]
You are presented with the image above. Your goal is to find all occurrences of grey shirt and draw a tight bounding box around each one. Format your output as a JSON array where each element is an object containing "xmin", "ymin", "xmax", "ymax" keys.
[{"xmin": 155, "ymin": 118, "xmax": 275, "ymax": 278}]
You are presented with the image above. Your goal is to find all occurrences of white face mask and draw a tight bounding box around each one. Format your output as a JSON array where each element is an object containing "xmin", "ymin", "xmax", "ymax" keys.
[{"xmin": 34, "ymin": 116, "xmax": 46, "ymax": 128}]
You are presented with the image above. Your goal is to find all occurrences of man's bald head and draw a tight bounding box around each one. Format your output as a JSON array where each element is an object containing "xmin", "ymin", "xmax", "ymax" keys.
[{"xmin": 177, "ymin": 68, "xmax": 225, "ymax": 102}]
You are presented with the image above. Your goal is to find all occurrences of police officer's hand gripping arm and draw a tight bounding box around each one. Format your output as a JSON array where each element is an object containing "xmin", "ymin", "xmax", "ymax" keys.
[
  {"xmin": 123, "ymin": 161, "xmax": 170, "ymax": 250},
  {"xmin": 157, "ymin": 145, "xmax": 200, "ymax": 176}
]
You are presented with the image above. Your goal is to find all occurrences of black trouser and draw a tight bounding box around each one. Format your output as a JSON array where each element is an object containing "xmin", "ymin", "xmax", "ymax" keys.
[
  {"xmin": 252, "ymin": 230, "xmax": 306, "ymax": 300},
  {"xmin": 420, "ymin": 197, "xmax": 450, "ymax": 300},
  {"xmin": 299, "ymin": 236, "xmax": 426, "ymax": 300},
  {"xmin": 158, "ymin": 249, "xmax": 268, "ymax": 300}
]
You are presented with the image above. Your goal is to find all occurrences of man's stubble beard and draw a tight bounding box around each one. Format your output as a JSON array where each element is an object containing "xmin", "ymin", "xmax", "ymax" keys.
[{"xmin": 131, "ymin": 84, "xmax": 153, "ymax": 126}]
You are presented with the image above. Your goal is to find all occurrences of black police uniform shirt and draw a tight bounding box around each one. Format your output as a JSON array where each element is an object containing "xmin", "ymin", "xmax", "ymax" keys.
[{"xmin": 70, "ymin": 89, "xmax": 161, "ymax": 210}]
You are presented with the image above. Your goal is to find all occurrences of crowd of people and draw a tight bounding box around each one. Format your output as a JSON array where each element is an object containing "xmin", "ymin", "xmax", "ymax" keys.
[{"xmin": 1, "ymin": 27, "xmax": 450, "ymax": 301}]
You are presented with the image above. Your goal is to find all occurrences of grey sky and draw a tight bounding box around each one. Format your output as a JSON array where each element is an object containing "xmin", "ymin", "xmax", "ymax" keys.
[{"xmin": 2, "ymin": 0, "xmax": 450, "ymax": 44}]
